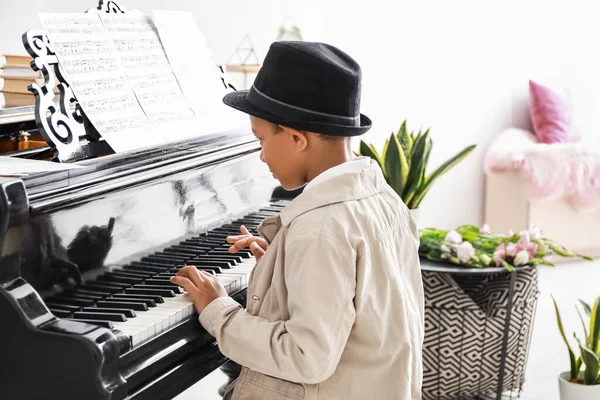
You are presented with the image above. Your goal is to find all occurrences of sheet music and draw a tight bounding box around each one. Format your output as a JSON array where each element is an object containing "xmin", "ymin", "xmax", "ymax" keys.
[
  {"xmin": 152, "ymin": 10, "xmax": 248, "ymax": 135},
  {"xmin": 99, "ymin": 13, "xmax": 198, "ymax": 141},
  {"xmin": 39, "ymin": 13, "xmax": 167, "ymax": 153}
]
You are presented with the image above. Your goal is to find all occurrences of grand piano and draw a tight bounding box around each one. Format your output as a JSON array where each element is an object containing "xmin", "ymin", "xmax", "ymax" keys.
[{"xmin": 0, "ymin": 12, "xmax": 301, "ymax": 397}]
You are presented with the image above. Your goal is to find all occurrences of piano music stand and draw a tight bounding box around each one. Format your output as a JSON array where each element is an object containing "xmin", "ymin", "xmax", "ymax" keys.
[{"xmin": 20, "ymin": 0, "xmax": 129, "ymax": 162}]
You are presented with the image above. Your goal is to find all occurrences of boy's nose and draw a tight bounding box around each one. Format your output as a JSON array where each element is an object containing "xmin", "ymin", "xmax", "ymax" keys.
[{"xmin": 259, "ymin": 150, "xmax": 265, "ymax": 163}]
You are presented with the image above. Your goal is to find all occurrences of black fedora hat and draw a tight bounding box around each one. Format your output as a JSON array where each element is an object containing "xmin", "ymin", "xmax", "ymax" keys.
[{"xmin": 223, "ymin": 41, "xmax": 372, "ymax": 136}]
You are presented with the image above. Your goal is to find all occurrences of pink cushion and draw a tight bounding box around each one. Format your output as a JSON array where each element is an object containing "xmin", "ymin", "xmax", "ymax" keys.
[{"xmin": 529, "ymin": 80, "xmax": 575, "ymax": 144}]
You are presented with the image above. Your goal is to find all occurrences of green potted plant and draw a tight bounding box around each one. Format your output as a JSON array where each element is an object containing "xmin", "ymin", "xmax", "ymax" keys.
[
  {"xmin": 553, "ymin": 295, "xmax": 600, "ymax": 400},
  {"xmin": 357, "ymin": 120, "xmax": 476, "ymax": 220}
]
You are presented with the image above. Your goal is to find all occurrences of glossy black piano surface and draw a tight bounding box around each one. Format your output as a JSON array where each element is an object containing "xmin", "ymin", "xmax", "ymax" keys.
[{"xmin": 0, "ymin": 129, "xmax": 300, "ymax": 400}]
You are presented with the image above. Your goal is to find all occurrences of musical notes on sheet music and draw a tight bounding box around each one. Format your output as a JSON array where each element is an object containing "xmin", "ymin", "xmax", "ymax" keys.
[
  {"xmin": 39, "ymin": 13, "xmax": 167, "ymax": 153},
  {"xmin": 99, "ymin": 13, "xmax": 198, "ymax": 139}
]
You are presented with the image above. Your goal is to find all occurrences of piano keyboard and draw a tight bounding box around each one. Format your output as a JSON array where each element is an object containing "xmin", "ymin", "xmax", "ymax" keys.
[{"xmin": 43, "ymin": 204, "xmax": 285, "ymax": 349}]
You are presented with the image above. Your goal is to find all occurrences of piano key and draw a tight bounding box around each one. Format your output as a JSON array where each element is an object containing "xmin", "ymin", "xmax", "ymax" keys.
[
  {"xmin": 129, "ymin": 261, "xmax": 171, "ymax": 271},
  {"xmin": 65, "ymin": 288, "xmax": 112, "ymax": 297},
  {"xmin": 111, "ymin": 322, "xmax": 148, "ymax": 347},
  {"xmin": 56, "ymin": 292, "xmax": 103, "ymax": 301},
  {"xmin": 126, "ymin": 288, "xmax": 176, "ymax": 298},
  {"xmin": 110, "ymin": 269, "xmax": 154, "ymax": 278},
  {"xmin": 46, "ymin": 296, "xmax": 95, "ymax": 307},
  {"xmin": 162, "ymin": 247, "xmax": 198, "ymax": 257},
  {"xmin": 82, "ymin": 307, "xmax": 136, "ymax": 318},
  {"xmin": 97, "ymin": 274, "xmax": 143, "ymax": 285},
  {"xmin": 139, "ymin": 257, "xmax": 179, "ymax": 267},
  {"xmin": 79, "ymin": 283, "xmax": 125, "ymax": 293},
  {"xmin": 134, "ymin": 284, "xmax": 183, "ymax": 294},
  {"xmin": 146, "ymin": 253, "xmax": 189, "ymax": 262},
  {"xmin": 73, "ymin": 311, "xmax": 127, "ymax": 322},
  {"xmin": 97, "ymin": 300, "xmax": 149, "ymax": 311},
  {"xmin": 169, "ymin": 244, "xmax": 210, "ymax": 253},
  {"xmin": 49, "ymin": 309, "xmax": 72, "ymax": 318},
  {"xmin": 45, "ymin": 302, "xmax": 82, "ymax": 312},
  {"xmin": 182, "ymin": 261, "xmax": 226, "ymax": 271},
  {"xmin": 206, "ymin": 252, "xmax": 245, "ymax": 262},
  {"xmin": 144, "ymin": 278, "xmax": 178, "ymax": 286},
  {"xmin": 192, "ymin": 256, "xmax": 235, "ymax": 266},
  {"xmin": 111, "ymin": 293, "xmax": 161, "ymax": 305},
  {"xmin": 70, "ymin": 319, "xmax": 115, "ymax": 329}
]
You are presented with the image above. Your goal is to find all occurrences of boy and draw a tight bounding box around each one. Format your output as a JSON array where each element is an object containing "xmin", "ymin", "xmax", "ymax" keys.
[{"xmin": 171, "ymin": 41, "xmax": 424, "ymax": 400}]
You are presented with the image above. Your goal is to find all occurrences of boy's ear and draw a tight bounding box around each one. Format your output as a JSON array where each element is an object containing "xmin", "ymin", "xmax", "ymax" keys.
[{"xmin": 280, "ymin": 125, "xmax": 308, "ymax": 151}]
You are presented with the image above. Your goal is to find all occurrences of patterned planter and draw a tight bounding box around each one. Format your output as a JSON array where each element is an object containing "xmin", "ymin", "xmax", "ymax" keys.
[{"xmin": 421, "ymin": 261, "xmax": 539, "ymax": 400}]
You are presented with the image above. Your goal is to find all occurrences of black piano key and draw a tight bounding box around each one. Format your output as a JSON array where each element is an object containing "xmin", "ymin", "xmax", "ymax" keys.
[
  {"xmin": 126, "ymin": 263, "xmax": 168, "ymax": 273},
  {"xmin": 69, "ymin": 319, "xmax": 115, "ymax": 329},
  {"xmin": 97, "ymin": 300, "xmax": 149, "ymax": 311},
  {"xmin": 73, "ymin": 311, "xmax": 127, "ymax": 322},
  {"xmin": 135, "ymin": 283, "xmax": 182, "ymax": 293},
  {"xmin": 185, "ymin": 259, "xmax": 229, "ymax": 269},
  {"xmin": 56, "ymin": 292, "xmax": 103, "ymax": 301},
  {"xmin": 144, "ymin": 278, "xmax": 178, "ymax": 286},
  {"xmin": 79, "ymin": 283, "xmax": 124, "ymax": 293},
  {"xmin": 170, "ymin": 244, "xmax": 209, "ymax": 253},
  {"xmin": 195, "ymin": 256, "xmax": 237, "ymax": 265},
  {"xmin": 207, "ymin": 252, "xmax": 245, "ymax": 262},
  {"xmin": 111, "ymin": 293, "xmax": 161, "ymax": 305},
  {"xmin": 46, "ymin": 296, "xmax": 95, "ymax": 307},
  {"xmin": 110, "ymin": 269, "xmax": 154, "ymax": 278},
  {"xmin": 67, "ymin": 288, "xmax": 112, "ymax": 297},
  {"xmin": 178, "ymin": 240, "xmax": 212, "ymax": 250},
  {"xmin": 49, "ymin": 309, "xmax": 72, "ymax": 318},
  {"xmin": 163, "ymin": 247, "xmax": 198, "ymax": 257},
  {"xmin": 126, "ymin": 288, "xmax": 176, "ymax": 298},
  {"xmin": 85, "ymin": 281, "xmax": 130, "ymax": 290},
  {"xmin": 45, "ymin": 302, "xmax": 81, "ymax": 312},
  {"xmin": 187, "ymin": 238, "xmax": 222, "ymax": 246},
  {"xmin": 97, "ymin": 274, "xmax": 143, "ymax": 285},
  {"xmin": 129, "ymin": 261, "xmax": 171, "ymax": 271},
  {"xmin": 146, "ymin": 253, "xmax": 188, "ymax": 262},
  {"xmin": 140, "ymin": 257, "xmax": 179, "ymax": 267},
  {"xmin": 83, "ymin": 307, "xmax": 136, "ymax": 318}
]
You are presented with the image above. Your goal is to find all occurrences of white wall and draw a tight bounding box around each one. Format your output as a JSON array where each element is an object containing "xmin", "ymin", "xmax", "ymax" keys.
[{"xmin": 2, "ymin": 0, "xmax": 599, "ymax": 230}]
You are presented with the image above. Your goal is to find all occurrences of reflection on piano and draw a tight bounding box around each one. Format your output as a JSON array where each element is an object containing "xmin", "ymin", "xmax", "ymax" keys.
[{"xmin": 0, "ymin": 118, "xmax": 305, "ymax": 399}]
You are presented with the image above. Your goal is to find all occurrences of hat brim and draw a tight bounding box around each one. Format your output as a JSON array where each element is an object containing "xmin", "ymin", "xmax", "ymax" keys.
[{"xmin": 223, "ymin": 90, "xmax": 372, "ymax": 137}]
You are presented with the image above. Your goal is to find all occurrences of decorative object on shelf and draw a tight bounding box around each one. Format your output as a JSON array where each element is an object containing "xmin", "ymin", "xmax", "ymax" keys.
[
  {"xmin": 419, "ymin": 224, "xmax": 593, "ymax": 271},
  {"xmin": 275, "ymin": 18, "xmax": 303, "ymax": 42},
  {"xmin": 553, "ymin": 296, "xmax": 600, "ymax": 400},
  {"xmin": 357, "ymin": 119, "xmax": 476, "ymax": 211},
  {"xmin": 421, "ymin": 259, "xmax": 539, "ymax": 400},
  {"xmin": 225, "ymin": 35, "xmax": 261, "ymax": 89}
]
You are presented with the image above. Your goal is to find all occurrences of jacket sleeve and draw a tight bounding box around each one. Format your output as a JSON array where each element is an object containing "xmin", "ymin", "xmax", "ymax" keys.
[{"xmin": 198, "ymin": 233, "xmax": 356, "ymax": 384}]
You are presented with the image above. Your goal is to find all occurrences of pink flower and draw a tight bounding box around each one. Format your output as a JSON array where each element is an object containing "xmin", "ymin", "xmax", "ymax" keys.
[
  {"xmin": 506, "ymin": 243, "xmax": 518, "ymax": 258},
  {"xmin": 525, "ymin": 242, "xmax": 538, "ymax": 258},
  {"xmin": 507, "ymin": 229, "xmax": 514, "ymax": 236},
  {"xmin": 519, "ymin": 230, "xmax": 530, "ymax": 245},
  {"xmin": 479, "ymin": 224, "xmax": 491, "ymax": 234},
  {"xmin": 445, "ymin": 230, "xmax": 463, "ymax": 244},
  {"xmin": 456, "ymin": 241, "xmax": 475, "ymax": 263}
]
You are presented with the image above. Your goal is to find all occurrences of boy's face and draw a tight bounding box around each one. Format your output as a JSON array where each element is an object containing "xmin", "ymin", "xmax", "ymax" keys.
[{"xmin": 250, "ymin": 116, "xmax": 308, "ymax": 190}]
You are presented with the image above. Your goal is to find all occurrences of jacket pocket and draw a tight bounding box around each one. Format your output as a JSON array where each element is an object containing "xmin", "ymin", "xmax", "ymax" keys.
[{"xmin": 232, "ymin": 369, "xmax": 305, "ymax": 400}]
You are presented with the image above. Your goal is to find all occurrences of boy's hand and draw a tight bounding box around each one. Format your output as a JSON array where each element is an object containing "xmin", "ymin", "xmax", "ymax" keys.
[
  {"xmin": 170, "ymin": 266, "xmax": 228, "ymax": 314},
  {"xmin": 226, "ymin": 225, "xmax": 268, "ymax": 261}
]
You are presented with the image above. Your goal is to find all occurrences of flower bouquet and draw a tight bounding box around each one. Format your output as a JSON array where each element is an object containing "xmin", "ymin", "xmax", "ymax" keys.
[{"xmin": 419, "ymin": 224, "xmax": 594, "ymax": 271}]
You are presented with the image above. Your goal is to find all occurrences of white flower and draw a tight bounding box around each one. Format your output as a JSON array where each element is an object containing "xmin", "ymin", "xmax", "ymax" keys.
[
  {"xmin": 445, "ymin": 230, "xmax": 463, "ymax": 244},
  {"xmin": 441, "ymin": 244, "xmax": 451, "ymax": 253},
  {"xmin": 507, "ymin": 229, "xmax": 514, "ymax": 236},
  {"xmin": 529, "ymin": 225, "xmax": 542, "ymax": 240},
  {"xmin": 514, "ymin": 250, "xmax": 530, "ymax": 266},
  {"xmin": 479, "ymin": 224, "xmax": 491, "ymax": 234},
  {"xmin": 519, "ymin": 230, "xmax": 530, "ymax": 245},
  {"xmin": 456, "ymin": 241, "xmax": 475, "ymax": 263},
  {"xmin": 506, "ymin": 243, "xmax": 518, "ymax": 257}
]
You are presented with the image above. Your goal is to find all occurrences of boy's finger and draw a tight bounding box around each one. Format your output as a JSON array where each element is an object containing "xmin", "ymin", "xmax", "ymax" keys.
[
  {"xmin": 226, "ymin": 235, "xmax": 248, "ymax": 243},
  {"xmin": 170, "ymin": 276, "xmax": 196, "ymax": 293},
  {"xmin": 240, "ymin": 225, "xmax": 251, "ymax": 235},
  {"xmin": 176, "ymin": 265, "xmax": 204, "ymax": 287},
  {"xmin": 250, "ymin": 242, "xmax": 266, "ymax": 258}
]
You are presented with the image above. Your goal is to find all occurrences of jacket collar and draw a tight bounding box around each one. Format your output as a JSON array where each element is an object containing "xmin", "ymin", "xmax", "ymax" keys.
[{"xmin": 279, "ymin": 159, "xmax": 385, "ymax": 227}]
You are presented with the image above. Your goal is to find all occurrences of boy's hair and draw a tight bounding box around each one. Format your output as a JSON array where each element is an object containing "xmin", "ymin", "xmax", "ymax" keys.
[{"xmin": 272, "ymin": 123, "xmax": 349, "ymax": 143}]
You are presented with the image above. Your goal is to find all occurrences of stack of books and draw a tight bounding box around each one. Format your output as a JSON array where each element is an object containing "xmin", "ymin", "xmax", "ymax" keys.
[{"xmin": 0, "ymin": 54, "xmax": 43, "ymax": 109}]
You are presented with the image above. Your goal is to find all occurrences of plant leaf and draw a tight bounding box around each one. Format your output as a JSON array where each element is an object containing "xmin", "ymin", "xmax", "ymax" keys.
[
  {"xmin": 359, "ymin": 140, "xmax": 385, "ymax": 175},
  {"xmin": 397, "ymin": 120, "xmax": 413, "ymax": 166},
  {"xmin": 589, "ymin": 296, "xmax": 600, "ymax": 354},
  {"xmin": 576, "ymin": 305, "xmax": 590, "ymax": 343},
  {"xmin": 382, "ymin": 137, "xmax": 391, "ymax": 162},
  {"xmin": 580, "ymin": 299, "xmax": 592, "ymax": 317},
  {"xmin": 410, "ymin": 144, "xmax": 477, "ymax": 209},
  {"xmin": 552, "ymin": 296, "xmax": 579, "ymax": 380},
  {"xmin": 384, "ymin": 133, "xmax": 409, "ymax": 197},
  {"xmin": 577, "ymin": 338, "xmax": 600, "ymax": 384},
  {"xmin": 403, "ymin": 130, "xmax": 429, "ymax": 206}
]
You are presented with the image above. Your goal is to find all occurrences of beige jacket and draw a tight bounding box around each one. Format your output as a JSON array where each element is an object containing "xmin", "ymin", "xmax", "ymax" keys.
[{"xmin": 199, "ymin": 159, "xmax": 424, "ymax": 400}]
